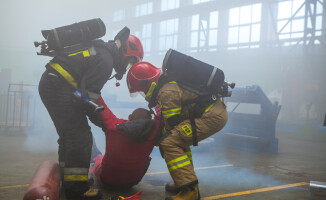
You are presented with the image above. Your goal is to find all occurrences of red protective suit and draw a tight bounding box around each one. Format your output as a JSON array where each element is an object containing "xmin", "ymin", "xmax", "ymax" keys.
[{"xmin": 89, "ymin": 97, "xmax": 160, "ymax": 189}]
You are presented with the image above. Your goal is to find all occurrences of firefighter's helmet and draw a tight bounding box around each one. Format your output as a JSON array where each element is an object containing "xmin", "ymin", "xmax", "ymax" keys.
[
  {"xmin": 127, "ymin": 61, "xmax": 161, "ymax": 98},
  {"xmin": 122, "ymin": 35, "xmax": 144, "ymax": 62}
]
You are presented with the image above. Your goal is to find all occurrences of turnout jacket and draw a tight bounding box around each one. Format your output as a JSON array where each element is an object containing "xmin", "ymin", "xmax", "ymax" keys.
[
  {"xmin": 47, "ymin": 40, "xmax": 122, "ymax": 100},
  {"xmin": 90, "ymin": 97, "xmax": 161, "ymax": 188},
  {"xmin": 157, "ymin": 81, "xmax": 219, "ymax": 132},
  {"xmin": 157, "ymin": 81, "xmax": 228, "ymax": 188}
]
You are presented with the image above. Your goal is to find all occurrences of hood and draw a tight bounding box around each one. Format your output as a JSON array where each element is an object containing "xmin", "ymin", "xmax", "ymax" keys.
[
  {"xmin": 116, "ymin": 119, "xmax": 155, "ymax": 143},
  {"xmin": 93, "ymin": 40, "xmax": 125, "ymax": 75}
]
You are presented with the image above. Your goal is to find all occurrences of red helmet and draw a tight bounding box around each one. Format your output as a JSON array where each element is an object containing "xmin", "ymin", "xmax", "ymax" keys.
[
  {"xmin": 127, "ymin": 61, "xmax": 161, "ymax": 97},
  {"xmin": 123, "ymin": 35, "xmax": 144, "ymax": 62}
]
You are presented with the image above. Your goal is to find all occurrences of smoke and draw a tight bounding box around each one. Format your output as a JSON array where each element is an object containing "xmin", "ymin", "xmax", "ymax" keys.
[
  {"xmin": 24, "ymin": 95, "xmax": 59, "ymax": 153},
  {"xmin": 145, "ymin": 145, "xmax": 285, "ymax": 191},
  {"xmin": 1, "ymin": 1, "xmax": 324, "ymax": 194}
]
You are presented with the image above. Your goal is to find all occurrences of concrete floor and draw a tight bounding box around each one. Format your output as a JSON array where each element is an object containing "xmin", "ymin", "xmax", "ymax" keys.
[{"xmin": 0, "ymin": 129, "xmax": 325, "ymax": 200}]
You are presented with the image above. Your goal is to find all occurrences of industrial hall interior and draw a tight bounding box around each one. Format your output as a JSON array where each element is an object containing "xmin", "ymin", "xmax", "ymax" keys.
[{"xmin": 0, "ymin": 0, "xmax": 326, "ymax": 199}]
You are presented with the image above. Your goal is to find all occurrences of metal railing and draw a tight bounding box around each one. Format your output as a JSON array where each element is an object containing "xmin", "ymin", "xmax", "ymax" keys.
[{"xmin": 0, "ymin": 84, "xmax": 37, "ymax": 131}]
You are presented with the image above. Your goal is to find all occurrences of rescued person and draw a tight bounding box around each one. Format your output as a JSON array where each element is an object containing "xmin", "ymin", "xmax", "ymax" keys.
[{"xmin": 88, "ymin": 96, "xmax": 161, "ymax": 189}]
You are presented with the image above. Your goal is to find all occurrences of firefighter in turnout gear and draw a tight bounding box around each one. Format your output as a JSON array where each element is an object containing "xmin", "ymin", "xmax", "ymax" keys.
[
  {"xmin": 126, "ymin": 61, "xmax": 228, "ymax": 200},
  {"xmin": 38, "ymin": 26, "xmax": 143, "ymax": 199}
]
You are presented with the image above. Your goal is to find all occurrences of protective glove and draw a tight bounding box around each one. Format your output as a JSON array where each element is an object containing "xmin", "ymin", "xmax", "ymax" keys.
[{"xmin": 87, "ymin": 110, "xmax": 103, "ymax": 128}]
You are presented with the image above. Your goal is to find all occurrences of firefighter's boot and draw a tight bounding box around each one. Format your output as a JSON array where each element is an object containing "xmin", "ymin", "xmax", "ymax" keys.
[
  {"xmin": 165, "ymin": 184, "xmax": 200, "ymax": 200},
  {"xmin": 165, "ymin": 182, "xmax": 180, "ymax": 193}
]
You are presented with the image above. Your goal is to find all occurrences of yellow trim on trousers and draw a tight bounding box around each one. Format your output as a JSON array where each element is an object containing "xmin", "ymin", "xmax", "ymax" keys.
[
  {"xmin": 167, "ymin": 155, "xmax": 188, "ymax": 166},
  {"xmin": 64, "ymin": 175, "xmax": 88, "ymax": 181},
  {"xmin": 169, "ymin": 160, "xmax": 192, "ymax": 171},
  {"xmin": 186, "ymin": 151, "xmax": 193, "ymax": 161},
  {"xmin": 167, "ymin": 155, "xmax": 192, "ymax": 171}
]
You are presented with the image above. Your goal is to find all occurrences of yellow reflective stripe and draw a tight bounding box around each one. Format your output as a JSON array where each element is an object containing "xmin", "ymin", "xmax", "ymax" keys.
[
  {"xmin": 205, "ymin": 103, "xmax": 215, "ymax": 113},
  {"xmin": 162, "ymin": 108, "xmax": 182, "ymax": 113},
  {"xmin": 64, "ymin": 175, "xmax": 88, "ymax": 181},
  {"xmin": 163, "ymin": 112, "xmax": 181, "ymax": 118},
  {"xmin": 162, "ymin": 107, "xmax": 182, "ymax": 118},
  {"xmin": 49, "ymin": 62, "xmax": 78, "ymax": 89},
  {"xmin": 163, "ymin": 112, "xmax": 181, "ymax": 117},
  {"xmin": 167, "ymin": 155, "xmax": 188, "ymax": 166},
  {"xmin": 186, "ymin": 152, "xmax": 192, "ymax": 161},
  {"xmin": 169, "ymin": 81, "xmax": 177, "ymax": 84},
  {"xmin": 68, "ymin": 52, "xmax": 78, "ymax": 56},
  {"xmin": 169, "ymin": 160, "xmax": 191, "ymax": 171},
  {"xmin": 68, "ymin": 50, "xmax": 90, "ymax": 57},
  {"xmin": 167, "ymin": 155, "xmax": 191, "ymax": 171}
]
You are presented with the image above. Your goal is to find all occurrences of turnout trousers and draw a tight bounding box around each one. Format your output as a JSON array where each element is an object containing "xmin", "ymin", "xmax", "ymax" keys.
[
  {"xmin": 160, "ymin": 100, "xmax": 228, "ymax": 188},
  {"xmin": 39, "ymin": 69, "xmax": 92, "ymax": 197}
]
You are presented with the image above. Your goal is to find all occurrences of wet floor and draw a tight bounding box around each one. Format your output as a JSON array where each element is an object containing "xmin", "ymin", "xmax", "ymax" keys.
[{"xmin": 1, "ymin": 129, "xmax": 325, "ymax": 200}]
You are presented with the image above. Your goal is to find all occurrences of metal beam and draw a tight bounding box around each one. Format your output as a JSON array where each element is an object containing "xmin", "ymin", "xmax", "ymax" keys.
[{"xmin": 108, "ymin": 0, "xmax": 278, "ymax": 29}]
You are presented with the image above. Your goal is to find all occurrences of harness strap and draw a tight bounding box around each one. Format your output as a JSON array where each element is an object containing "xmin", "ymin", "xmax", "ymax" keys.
[{"xmin": 49, "ymin": 62, "xmax": 78, "ymax": 89}]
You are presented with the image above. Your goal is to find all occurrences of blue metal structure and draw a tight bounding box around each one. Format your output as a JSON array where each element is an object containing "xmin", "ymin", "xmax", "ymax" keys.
[
  {"xmin": 0, "ymin": 84, "xmax": 37, "ymax": 132},
  {"xmin": 217, "ymin": 85, "xmax": 281, "ymax": 154}
]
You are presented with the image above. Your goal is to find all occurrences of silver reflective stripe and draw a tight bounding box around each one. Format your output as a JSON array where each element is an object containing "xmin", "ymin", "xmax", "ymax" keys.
[
  {"xmin": 48, "ymin": 73, "xmax": 58, "ymax": 78},
  {"xmin": 162, "ymin": 109, "xmax": 182, "ymax": 117},
  {"xmin": 64, "ymin": 168, "xmax": 89, "ymax": 175},
  {"xmin": 207, "ymin": 67, "xmax": 217, "ymax": 87},
  {"xmin": 53, "ymin": 29, "xmax": 62, "ymax": 49},
  {"xmin": 88, "ymin": 46, "xmax": 97, "ymax": 56}
]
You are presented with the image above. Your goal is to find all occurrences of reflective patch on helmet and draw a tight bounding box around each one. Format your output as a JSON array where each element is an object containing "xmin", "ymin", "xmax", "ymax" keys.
[
  {"xmin": 182, "ymin": 125, "xmax": 192, "ymax": 136},
  {"xmin": 145, "ymin": 82, "xmax": 157, "ymax": 101},
  {"xmin": 129, "ymin": 41, "xmax": 138, "ymax": 51}
]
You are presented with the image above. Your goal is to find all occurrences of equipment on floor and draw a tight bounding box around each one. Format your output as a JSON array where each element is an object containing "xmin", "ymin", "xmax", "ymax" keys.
[
  {"xmin": 34, "ymin": 18, "xmax": 106, "ymax": 57},
  {"xmin": 23, "ymin": 160, "xmax": 60, "ymax": 200},
  {"xmin": 108, "ymin": 191, "xmax": 142, "ymax": 200},
  {"xmin": 217, "ymin": 85, "xmax": 281, "ymax": 154}
]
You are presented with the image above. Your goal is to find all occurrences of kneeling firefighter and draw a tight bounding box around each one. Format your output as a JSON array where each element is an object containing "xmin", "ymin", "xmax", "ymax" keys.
[
  {"xmin": 127, "ymin": 49, "xmax": 233, "ymax": 200},
  {"xmin": 37, "ymin": 19, "xmax": 143, "ymax": 199}
]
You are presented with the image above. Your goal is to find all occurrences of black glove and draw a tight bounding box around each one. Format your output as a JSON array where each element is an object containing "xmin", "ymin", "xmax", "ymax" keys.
[{"xmin": 86, "ymin": 111, "xmax": 103, "ymax": 128}]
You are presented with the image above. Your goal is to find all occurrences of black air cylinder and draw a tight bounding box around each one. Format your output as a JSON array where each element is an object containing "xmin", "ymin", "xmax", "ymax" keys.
[
  {"xmin": 41, "ymin": 18, "xmax": 106, "ymax": 50},
  {"xmin": 162, "ymin": 49, "xmax": 225, "ymax": 95}
]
